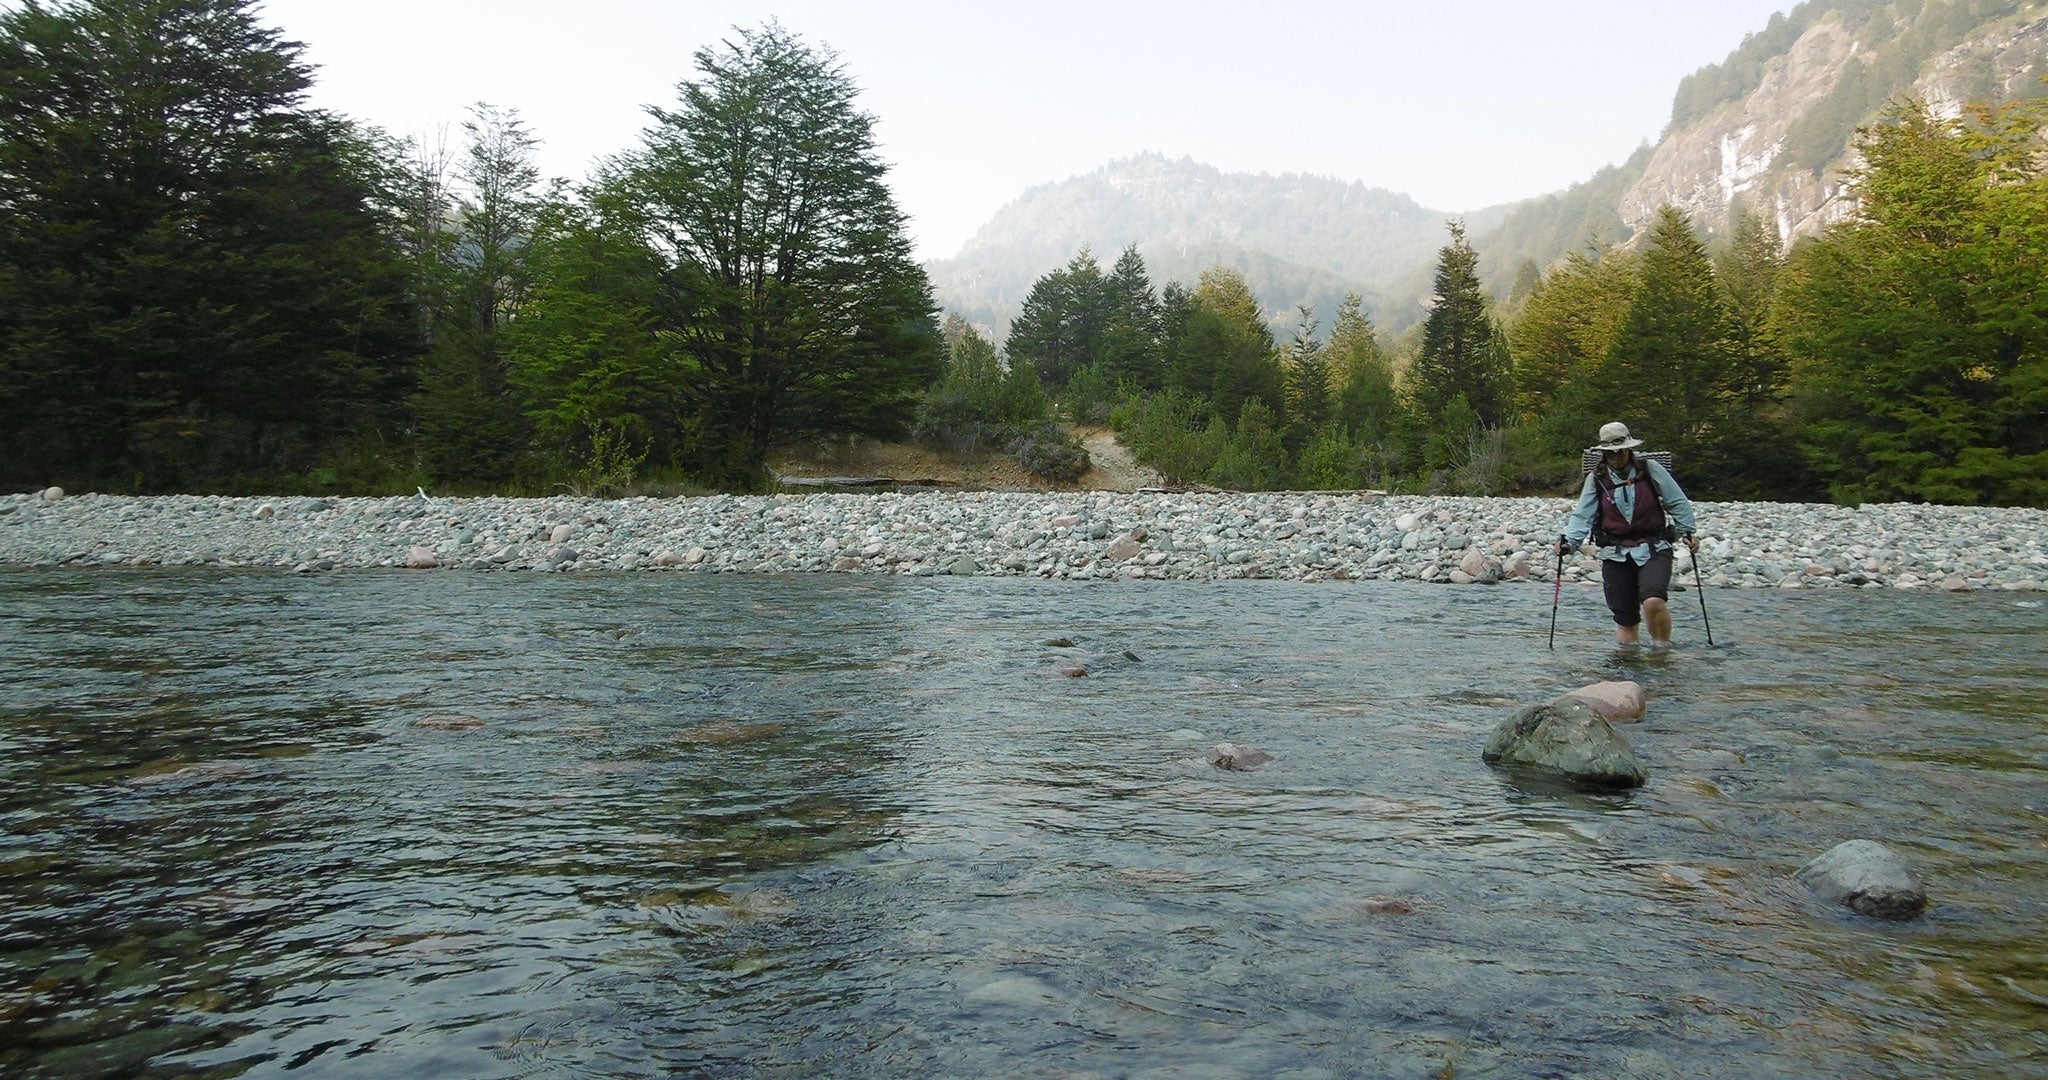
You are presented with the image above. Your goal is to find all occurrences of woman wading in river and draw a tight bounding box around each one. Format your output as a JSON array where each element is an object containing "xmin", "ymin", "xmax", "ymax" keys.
[{"xmin": 1559, "ymin": 421, "xmax": 1701, "ymax": 648}]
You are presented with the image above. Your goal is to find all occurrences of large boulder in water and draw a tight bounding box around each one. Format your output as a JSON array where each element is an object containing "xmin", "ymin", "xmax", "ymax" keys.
[
  {"xmin": 1795, "ymin": 839, "xmax": 1928, "ymax": 920},
  {"xmin": 1483, "ymin": 698, "xmax": 1648, "ymax": 789}
]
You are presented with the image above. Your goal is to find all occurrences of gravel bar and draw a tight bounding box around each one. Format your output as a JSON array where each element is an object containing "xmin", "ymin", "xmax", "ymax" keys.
[{"xmin": 3, "ymin": 489, "xmax": 2044, "ymax": 590}]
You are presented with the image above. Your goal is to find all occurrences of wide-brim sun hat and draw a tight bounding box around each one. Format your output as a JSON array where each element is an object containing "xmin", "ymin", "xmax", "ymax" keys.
[{"xmin": 1590, "ymin": 421, "xmax": 1644, "ymax": 451}]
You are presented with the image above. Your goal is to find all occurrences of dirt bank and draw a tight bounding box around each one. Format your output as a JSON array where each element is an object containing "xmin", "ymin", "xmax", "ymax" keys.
[{"xmin": 766, "ymin": 425, "xmax": 1161, "ymax": 492}]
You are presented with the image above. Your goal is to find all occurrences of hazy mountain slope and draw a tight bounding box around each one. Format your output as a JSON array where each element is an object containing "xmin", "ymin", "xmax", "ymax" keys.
[
  {"xmin": 929, "ymin": 0, "xmax": 2048, "ymax": 344},
  {"xmin": 926, "ymin": 154, "xmax": 1517, "ymax": 340}
]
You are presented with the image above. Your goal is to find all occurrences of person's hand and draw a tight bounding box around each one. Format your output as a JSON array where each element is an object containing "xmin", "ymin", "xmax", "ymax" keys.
[
  {"xmin": 1557, "ymin": 537, "xmax": 1578, "ymax": 557},
  {"xmin": 1685, "ymin": 534, "xmax": 1700, "ymax": 554}
]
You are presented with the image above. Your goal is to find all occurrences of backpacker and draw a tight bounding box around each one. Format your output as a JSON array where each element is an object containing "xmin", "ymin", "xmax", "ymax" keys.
[{"xmin": 1581, "ymin": 450, "xmax": 1678, "ymax": 548}]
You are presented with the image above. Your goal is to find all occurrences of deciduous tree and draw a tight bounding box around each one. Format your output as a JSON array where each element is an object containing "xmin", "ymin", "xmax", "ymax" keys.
[{"xmin": 621, "ymin": 23, "xmax": 942, "ymax": 485}]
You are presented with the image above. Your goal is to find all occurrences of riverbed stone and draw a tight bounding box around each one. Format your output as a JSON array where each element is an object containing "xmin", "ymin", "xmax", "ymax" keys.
[
  {"xmin": 1795, "ymin": 840, "xmax": 1927, "ymax": 919},
  {"xmin": 405, "ymin": 545, "xmax": 438, "ymax": 569},
  {"xmin": 1483, "ymin": 698, "xmax": 1648, "ymax": 789},
  {"xmin": 1563, "ymin": 680, "xmax": 1647, "ymax": 723}
]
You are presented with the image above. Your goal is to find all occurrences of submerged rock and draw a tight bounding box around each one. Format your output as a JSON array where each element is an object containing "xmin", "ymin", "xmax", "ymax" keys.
[
  {"xmin": 1482, "ymin": 698, "xmax": 1647, "ymax": 789},
  {"xmin": 413, "ymin": 714, "xmax": 484, "ymax": 730},
  {"xmin": 1208, "ymin": 743, "xmax": 1272, "ymax": 771},
  {"xmin": 1795, "ymin": 839, "xmax": 1928, "ymax": 920}
]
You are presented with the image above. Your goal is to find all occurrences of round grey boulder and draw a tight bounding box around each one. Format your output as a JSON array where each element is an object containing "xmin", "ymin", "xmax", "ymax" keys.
[
  {"xmin": 1482, "ymin": 697, "xmax": 1648, "ymax": 790},
  {"xmin": 1794, "ymin": 839, "xmax": 1927, "ymax": 920}
]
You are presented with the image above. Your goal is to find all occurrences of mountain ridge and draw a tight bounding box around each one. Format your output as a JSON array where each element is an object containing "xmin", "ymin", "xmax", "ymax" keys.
[{"xmin": 928, "ymin": 0, "xmax": 2048, "ymax": 344}]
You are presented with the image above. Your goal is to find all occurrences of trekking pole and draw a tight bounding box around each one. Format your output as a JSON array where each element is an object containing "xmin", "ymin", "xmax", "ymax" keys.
[
  {"xmin": 1690, "ymin": 540, "xmax": 1715, "ymax": 646},
  {"xmin": 1548, "ymin": 535, "xmax": 1567, "ymax": 650}
]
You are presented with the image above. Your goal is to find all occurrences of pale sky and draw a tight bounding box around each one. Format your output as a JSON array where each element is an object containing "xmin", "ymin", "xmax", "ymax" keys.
[{"xmin": 256, "ymin": 0, "xmax": 1796, "ymax": 261}]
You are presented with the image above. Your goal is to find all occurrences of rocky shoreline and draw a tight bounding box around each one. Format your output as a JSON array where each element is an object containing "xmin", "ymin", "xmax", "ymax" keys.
[{"xmin": 2, "ymin": 489, "xmax": 2043, "ymax": 590}]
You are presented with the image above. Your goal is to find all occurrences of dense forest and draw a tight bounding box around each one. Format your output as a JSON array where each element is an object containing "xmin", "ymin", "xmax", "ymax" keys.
[
  {"xmin": 0, "ymin": 0, "xmax": 939, "ymax": 495},
  {"xmin": 2, "ymin": 0, "xmax": 2043, "ymax": 506},
  {"xmin": 983, "ymin": 93, "xmax": 2047, "ymax": 506}
]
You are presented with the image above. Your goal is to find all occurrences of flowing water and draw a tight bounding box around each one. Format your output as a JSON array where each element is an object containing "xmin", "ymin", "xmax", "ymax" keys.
[{"xmin": 1, "ymin": 569, "xmax": 2044, "ymax": 1079}]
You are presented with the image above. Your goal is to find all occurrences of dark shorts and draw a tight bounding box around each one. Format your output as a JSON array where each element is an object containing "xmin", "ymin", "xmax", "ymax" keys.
[{"xmin": 1602, "ymin": 549, "xmax": 1674, "ymax": 626}]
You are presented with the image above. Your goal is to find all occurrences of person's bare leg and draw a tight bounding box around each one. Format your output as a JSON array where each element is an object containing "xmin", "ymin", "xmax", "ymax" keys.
[
  {"xmin": 1644, "ymin": 597, "xmax": 1672, "ymax": 645},
  {"xmin": 1616, "ymin": 620, "xmax": 1640, "ymax": 645}
]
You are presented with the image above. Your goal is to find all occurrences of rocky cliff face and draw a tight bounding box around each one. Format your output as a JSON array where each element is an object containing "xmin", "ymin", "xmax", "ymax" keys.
[
  {"xmin": 931, "ymin": 2, "xmax": 2048, "ymax": 339},
  {"xmin": 1618, "ymin": 5, "xmax": 2048, "ymax": 245}
]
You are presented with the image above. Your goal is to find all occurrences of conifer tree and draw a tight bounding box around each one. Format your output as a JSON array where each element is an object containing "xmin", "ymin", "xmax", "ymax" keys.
[
  {"xmin": 1099, "ymin": 245, "xmax": 1164, "ymax": 389},
  {"xmin": 1408, "ymin": 222, "xmax": 1513, "ymax": 429},
  {"xmin": 1005, "ymin": 248, "xmax": 1113, "ymax": 391},
  {"xmin": 1508, "ymin": 242, "xmax": 1636, "ymax": 421},
  {"xmin": 1284, "ymin": 304, "xmax": 1334, "ymax": 442},
  {"xmin": 1599, "ymin": 205, "xmax": 1735, "ymax": 471},
  {"xmin": 1707, "ymin": 202, "xmax": 1801, "ymax": 497},
  {"xmin": 1328, "ymin": 293, "xmax": 1397, "ymax": 442},
  {"xmin": 1182, "ymin": 267, "xmax": 1283, "ymax": 430}
]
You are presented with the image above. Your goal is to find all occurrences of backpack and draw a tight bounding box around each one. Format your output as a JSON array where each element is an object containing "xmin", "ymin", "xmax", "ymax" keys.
[
  {"xmin": 1580, "ymin": 450, "xmax": 1679, "ymax": 547},
  {"xmin": 1580, "ymin": 449, "xmax": 1673, "ymax": 477}
]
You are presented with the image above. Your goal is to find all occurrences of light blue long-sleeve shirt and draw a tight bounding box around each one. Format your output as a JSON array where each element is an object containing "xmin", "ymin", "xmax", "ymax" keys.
[{"xmin": 1564, "ymin": 455, "xmax": 1696, "ymax": 564}]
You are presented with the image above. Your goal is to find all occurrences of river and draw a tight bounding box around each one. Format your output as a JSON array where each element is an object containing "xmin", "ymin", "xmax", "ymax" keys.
[{"xmin": 2, "ymin": 569, "xmax": 2044, "ymax": 1078}]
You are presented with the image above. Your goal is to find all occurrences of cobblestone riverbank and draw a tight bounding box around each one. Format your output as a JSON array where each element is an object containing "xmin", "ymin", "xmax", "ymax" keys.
[{"xmin": 3, "ymin": 489, "xmax": 2043, "ymax": 590}]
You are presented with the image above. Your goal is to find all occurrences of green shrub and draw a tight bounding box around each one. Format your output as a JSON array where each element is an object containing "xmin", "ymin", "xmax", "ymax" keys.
[
  {"xmin": 1295, "ymin": 425, "xmax": 1364, "ymax": 490},
  {"xmin": 1009, "ymin": 423, "xmax": 1090, "ymax": 483}
]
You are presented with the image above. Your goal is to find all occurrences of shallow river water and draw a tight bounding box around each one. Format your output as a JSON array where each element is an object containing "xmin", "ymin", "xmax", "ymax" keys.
[{"xmin": 1, "ymin": 569, "xmax": 2044, "ymax": 1079}]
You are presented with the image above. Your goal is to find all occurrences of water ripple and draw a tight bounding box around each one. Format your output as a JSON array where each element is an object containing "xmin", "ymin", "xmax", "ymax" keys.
[{"xmin": 1, "ymin": 569, "xmax": 2044, "ymax": 1078}]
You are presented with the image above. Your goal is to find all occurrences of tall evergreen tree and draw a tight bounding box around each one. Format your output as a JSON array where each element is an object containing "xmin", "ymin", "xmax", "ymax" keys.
[
  {"xmin": 1004, "ymin": 247, "xmax": 1113, "ymax": 392},
  {"xmin": 0, "ymin": 0, "xmax": 418, "ymax": 491},
  {"xmin": 1177, "ymin": 266, "xmax": 1281, "ymax": 427},
  {"xmin": 1328, "ymin": 292, "xmax": 1399, "ymax": 471},
  {"xmin": 1098, "ymin": 244, "xmax": 1164, "ymax": 389},
  {"xmin": 1284, "ymin": 303, "xmax": 1334, "ymax": 441},
  {"xmin": 1708, "ymin": 202, "xmax": 1801, "ymax": 497},
  {"xmin": 1408, "ymin": 221, "xmax": 1512, "ymax": 428},
  {"xmin": 1508, "ymin": 241, "xmax": 1637, "ymax": 421},
  {"xmin": 622, "ymin": 23, "xmax": 942, "ymax": 485},
  {"xmin": 1599, "ymin": 205, "xmax": 1736, "ymax": 473}
]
